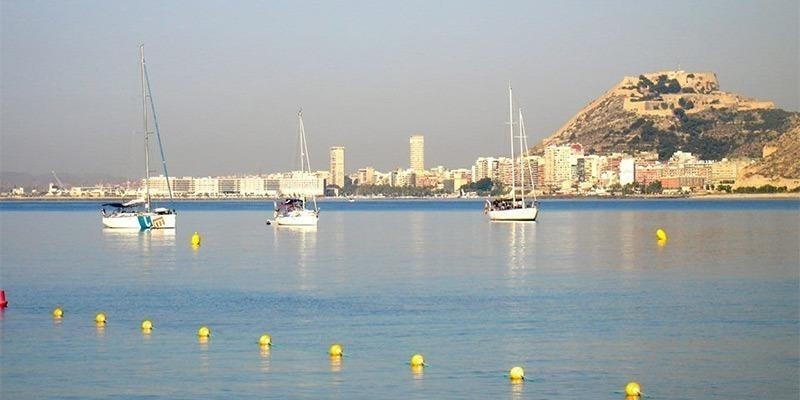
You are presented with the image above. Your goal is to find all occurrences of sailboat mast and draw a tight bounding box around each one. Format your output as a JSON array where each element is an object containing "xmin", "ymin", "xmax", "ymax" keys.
[
  {"xmin": 518, "ymin": 108, "xmax": 526, "ymax": 207},
  {"xmin": 297, "ymin": 110, "xmax": 318, "ymax": 211},
  {"xmin": 140, "ymin": 44, "xmax": 151, "ymax": 211},
  {"xmin": 298, "ymin": 110, "xmax": 309, "ymax": 173},
  {"xmin": 508, "ymin": 84, "xmax": 516, "ymax": 203},
  {"xmin": 519, "ymin": 109, "xmax": 537, "ymax": 203}
]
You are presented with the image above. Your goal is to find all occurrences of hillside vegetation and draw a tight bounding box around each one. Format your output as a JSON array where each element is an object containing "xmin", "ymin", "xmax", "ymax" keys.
[{"xmin": 533, "ymin": 71, "xmax": 800, "ymax": 180}]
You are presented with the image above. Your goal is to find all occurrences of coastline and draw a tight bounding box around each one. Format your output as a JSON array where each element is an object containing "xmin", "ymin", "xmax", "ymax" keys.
[
  {"xmin": 687, "ymin": 192, "xmax": 800, "ymax": 200},
  {"xmin": 1, "ymin": 192, "xmax": 798, "ymax": 202}
]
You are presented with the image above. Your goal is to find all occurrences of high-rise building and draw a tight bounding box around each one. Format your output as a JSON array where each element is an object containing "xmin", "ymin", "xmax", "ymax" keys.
[
  {"xmin": 329, "ymin": 146, "xmax": 345, "ymax": 188},
  {"xmin": 544, "ymin": 145, "xmax": 573, "ymax": 186},
  {"xmin": 409, "ymin": 135, "xmax": 424, "ymax": 172}
]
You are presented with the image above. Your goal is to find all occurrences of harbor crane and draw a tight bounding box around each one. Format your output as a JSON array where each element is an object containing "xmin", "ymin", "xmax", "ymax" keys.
[
  {"xmin": 51, "ymin": 171, "xmax": 66, "ymax": 190},
  {"xmin": 50, "ymin": 171, "xmax": 68, "ymax": 195}
]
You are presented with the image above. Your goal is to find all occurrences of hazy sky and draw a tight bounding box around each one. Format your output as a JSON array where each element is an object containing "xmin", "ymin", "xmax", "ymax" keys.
[{"xmin": 2, "ymin": 0, "xmax": 798, "ymax": 179}]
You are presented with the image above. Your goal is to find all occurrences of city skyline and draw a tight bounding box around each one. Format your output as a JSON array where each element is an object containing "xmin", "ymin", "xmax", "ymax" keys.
[
  {"xmin": 10, "ymin": 142, "xmax": 749, "ymax": 198},
  {"xmin": 2, "ymin": 1, "xmax": 798, "ymax": 179}
]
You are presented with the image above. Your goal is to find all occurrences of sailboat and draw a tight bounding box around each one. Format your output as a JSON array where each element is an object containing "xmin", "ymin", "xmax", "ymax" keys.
[
  {"xmin": 102, "ymin": 45, "xmax": 176, "ymax": 230},
  {"xmin": 272, "ymin": 110, "xmax": 320, "ymax": 226},
  {"xmin": 485, "ymin": 84, "xmax": 539, "ymax": 221}
]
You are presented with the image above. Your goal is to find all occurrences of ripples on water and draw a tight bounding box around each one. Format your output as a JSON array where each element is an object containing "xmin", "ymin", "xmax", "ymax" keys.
[{"xmin": 1, "ymin": 199, "xmax": 798, "ymax": 399}]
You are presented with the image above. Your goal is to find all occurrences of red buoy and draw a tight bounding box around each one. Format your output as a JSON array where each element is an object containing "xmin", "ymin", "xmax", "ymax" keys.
[{"xmin": 0, "ymin": 290, "xmax": 7, "ymax": 308}]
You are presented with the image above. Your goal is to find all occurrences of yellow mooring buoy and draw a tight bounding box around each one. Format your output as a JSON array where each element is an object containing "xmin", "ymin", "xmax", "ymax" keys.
[
  {"xmin": 141, "ymin": 319, "xmax": 153, "ymax": 331},
  {"xmin": 191, "ymin": 232, "xmax": 201, "ymax": 246},
  {"xmin": 656, "ymin": 228, "xmax": 667, "ymax": 241},
  {"xmin": 52, "ymin": 307, "xmax": 64, "ymax": 318},
  {"xmin": 258, "ymin": 334, "xmax": 272, "ymax": 347},
  {"xmin": 197, "ymin": 326, "xmax": 211, "ymax": 338},
  {"xmin": 329, "ymin": 343, "xmax": 343, "ymax": 357},
  {"xmin": 95, "ymin": 312, "xmax": 107, "ymax": 325},
  {"xmin": 625, "ymin": 381, "xmax": 642, "ymax": 396},
  {"xmin": 509, "ymin": 366, "xmax": 525, "ymax": 381},
  {"xmin": 410, "ymin": 353, "xmax": 425, "ymax": 367}
]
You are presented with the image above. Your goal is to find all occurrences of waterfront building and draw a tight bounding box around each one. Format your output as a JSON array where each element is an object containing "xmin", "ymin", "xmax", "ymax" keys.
[
  {"xmin": 194, "ymin": 177, "xmax": 219, "ymax": 197},
  {"xmin": 472, "ymin": 157, "xmax": 501, "ymax": 181},
  {"xmin": 415, "ymin": 172, "xmax": 438, "ymax": 188},
  {"xmin": 145, "ymin": 176, "xmax": 194, "ymax": 197},
  {"xmin": 710, "ymin": 158, "xmax": 750, "ymax": 185},
  {"xmin": 447, "ymin": 168, "xmax": 472, "ymax": 192},
  {"xmin": 619, "ymin": 158, "xmax": 635, "ymax": 186},
  {"xmin": 661, "ymin": 176, "xmax": 706, "ymax": 191},
  {"xmin": 278, "ymin": 171, "xmax": 324, "ymax": 197},
  {"xmin": 239, "ymin": 176, "xmax": 266, "ymax": 196},
  {"xmin": 390, "ymin": 168, "xmax": 416, "ymax": 187},
  {"xmin": 357, "ymin": 167, "xmax": 375, "ymax": 185},
  {"xmin": 218, "ymin": 178, "xmax": 240, "ymax": 195},
  {"xmin": 330, "ymin": 146, "xmax": 345, "ymax": 188},
  {"xmin": 635, "ymin": 162, "xmax": 664, "ymax": 185},
  {"xmin": 544, "ymin": 145, "xmax": 573, "ymax": 187},
  {"xmin": 410, "ymin": 135, "xmax": 424, "ymax": 172},
  {"xmin": 495, "ymin": 157, "xmax": 514, "ymax": 187},
  {"xmin": 582, "ymin": 155, "xmax": 601, "ymax": 184},
  {"xmin": 519, "ymin": 155, "xmax": 541, "ymax": 191},
  {"xmin": 373, "ymin": 170, "xmax": 391, "ymax": 186},
  {"xmin": 264, "ymin": 176, "xmax": 281, "ymax": 196}
]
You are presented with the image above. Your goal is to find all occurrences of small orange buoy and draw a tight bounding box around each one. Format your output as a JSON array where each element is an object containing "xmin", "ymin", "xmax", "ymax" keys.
[{"xmin": 0, "ymin": 290, "xmax": 7, "ymax": 308}]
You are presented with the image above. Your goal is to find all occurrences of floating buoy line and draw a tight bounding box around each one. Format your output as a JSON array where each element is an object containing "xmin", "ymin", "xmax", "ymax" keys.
[{"xmin": 38, "ymin": 307, "xmax": 650, "ymax": 392}]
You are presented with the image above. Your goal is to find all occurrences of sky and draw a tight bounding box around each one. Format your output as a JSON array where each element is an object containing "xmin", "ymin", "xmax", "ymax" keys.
[{"xmin": 2, "ymin": 0, "xmax": 798, "ymax": 179}]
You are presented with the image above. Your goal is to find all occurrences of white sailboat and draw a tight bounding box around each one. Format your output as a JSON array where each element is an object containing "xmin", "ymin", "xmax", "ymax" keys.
[
  {"xmin": 272, "ymin": 110, "xmax": 319, "ymax": 226},
  {"xmin": 102, "ymin": 45, "xmax": 176, "ymax": 230},
  {"xmin": 485, "ymin": 84, "xmax": 539, "ymax": 221}
]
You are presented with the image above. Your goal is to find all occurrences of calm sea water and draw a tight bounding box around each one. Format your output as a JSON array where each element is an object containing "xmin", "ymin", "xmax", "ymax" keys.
[{"xmin": 1, "ymin": 199, "xmax": 798, "ymax": 399}]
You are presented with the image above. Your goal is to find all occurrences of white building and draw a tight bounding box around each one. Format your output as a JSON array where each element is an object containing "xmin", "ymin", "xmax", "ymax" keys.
[
  {"xmin": 240, "ymin": 176, "xmax": 267, "ymax": 196},
  {"xmin": 619, "ymin": 158, "xmax": 635, "ymax": 186},
  {"xmin": 194, "ymin": 177, "xmax": 219, "ymax": 196},
  {"xmin": 278, "ymin": 171, "xmax": 324, "ymax": 197}
]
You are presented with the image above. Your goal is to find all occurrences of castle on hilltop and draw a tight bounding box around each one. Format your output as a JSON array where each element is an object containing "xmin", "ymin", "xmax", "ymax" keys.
[{"xmin": 618, "ymin": 70, "xmax": 774, "ymax": 117}]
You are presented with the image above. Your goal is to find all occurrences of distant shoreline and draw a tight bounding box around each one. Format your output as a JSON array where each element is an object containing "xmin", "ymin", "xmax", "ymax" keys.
[{"xmin": 1, "ymin": 193, "xmax": 797, "ymax": 202}]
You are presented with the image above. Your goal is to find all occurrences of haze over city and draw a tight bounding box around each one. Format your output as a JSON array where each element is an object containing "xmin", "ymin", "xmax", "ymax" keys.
[{"xmin": 2, "ymin": 0, "xmax": 798, "ymax": 180}]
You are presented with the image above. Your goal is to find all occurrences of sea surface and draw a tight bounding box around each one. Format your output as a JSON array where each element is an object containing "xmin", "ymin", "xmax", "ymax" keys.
[{"xmin": 1, "ymin": 199, "xmax": 798, "ymax": 399}]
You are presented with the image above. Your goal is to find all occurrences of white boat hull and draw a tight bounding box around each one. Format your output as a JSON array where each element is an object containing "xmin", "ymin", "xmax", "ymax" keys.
[
  {"xmin": 488, "ymin": 206, "xmax": 539, "ymax": 221},
  {"xmin": 102, "ymin": 213, "xmax": 176, "ymax": 230},
  {"xmin": 274, "ymin": 210, "xmax": 318, "ymax": 226}
]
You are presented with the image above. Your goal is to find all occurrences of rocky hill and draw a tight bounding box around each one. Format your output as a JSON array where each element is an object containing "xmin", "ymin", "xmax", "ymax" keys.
[{"xmin": 533, "ymin": 70, "xmax": 800, "ymax": 183}]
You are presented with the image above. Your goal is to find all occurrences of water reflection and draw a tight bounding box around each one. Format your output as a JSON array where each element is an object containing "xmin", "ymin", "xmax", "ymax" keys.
[
  {"xmin": 504, "ymin": 222, "xmax": 535, "ymax": 272},
  {"xmin": 410, "ymin": 365, "xmax": 425, "ymax": 390},
  {"xmin": 101, "ymin": 228, "xmax": 176, "ymax": 253},
  {"xmin": 198, "ymin": 338, "xmax": 210, "ymax": 372},
  {"xmin": 259, "ymin": 346, "xmax": 271, "ymax": 373},
  {"xmin": 272, "ymin": 226, "xmax": 318, "ymax": 290},
  {"xmin": 329, "ymin": 356, "xmax": 342, "ymax": 373},
  {"xmin": 509, "ymin": 380, "xmax": 524, "ymax": 400},
  {"xmin": 409, "ymin": 212, "xmax": 425, "ymax": 261},
  {"xmin": 619, "ymin": 212, "xmax": 637, "ymax": 270},
  {"xmin": 101, "ymin": 229, "xmax": 176, "ymax": 279}
]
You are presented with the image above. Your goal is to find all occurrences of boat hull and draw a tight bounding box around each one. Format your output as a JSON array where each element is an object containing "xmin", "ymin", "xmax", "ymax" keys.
[
  {"xmin": 274, "ymin": 210, "xmax": 318, "ymax": 226},
  {"xmin": 487, "ymin": 206, "xmax": 538, "ymax": 221},
  {"xmin": 102, "ymin": 213, "xmax": 176, "ymax": 230}
]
